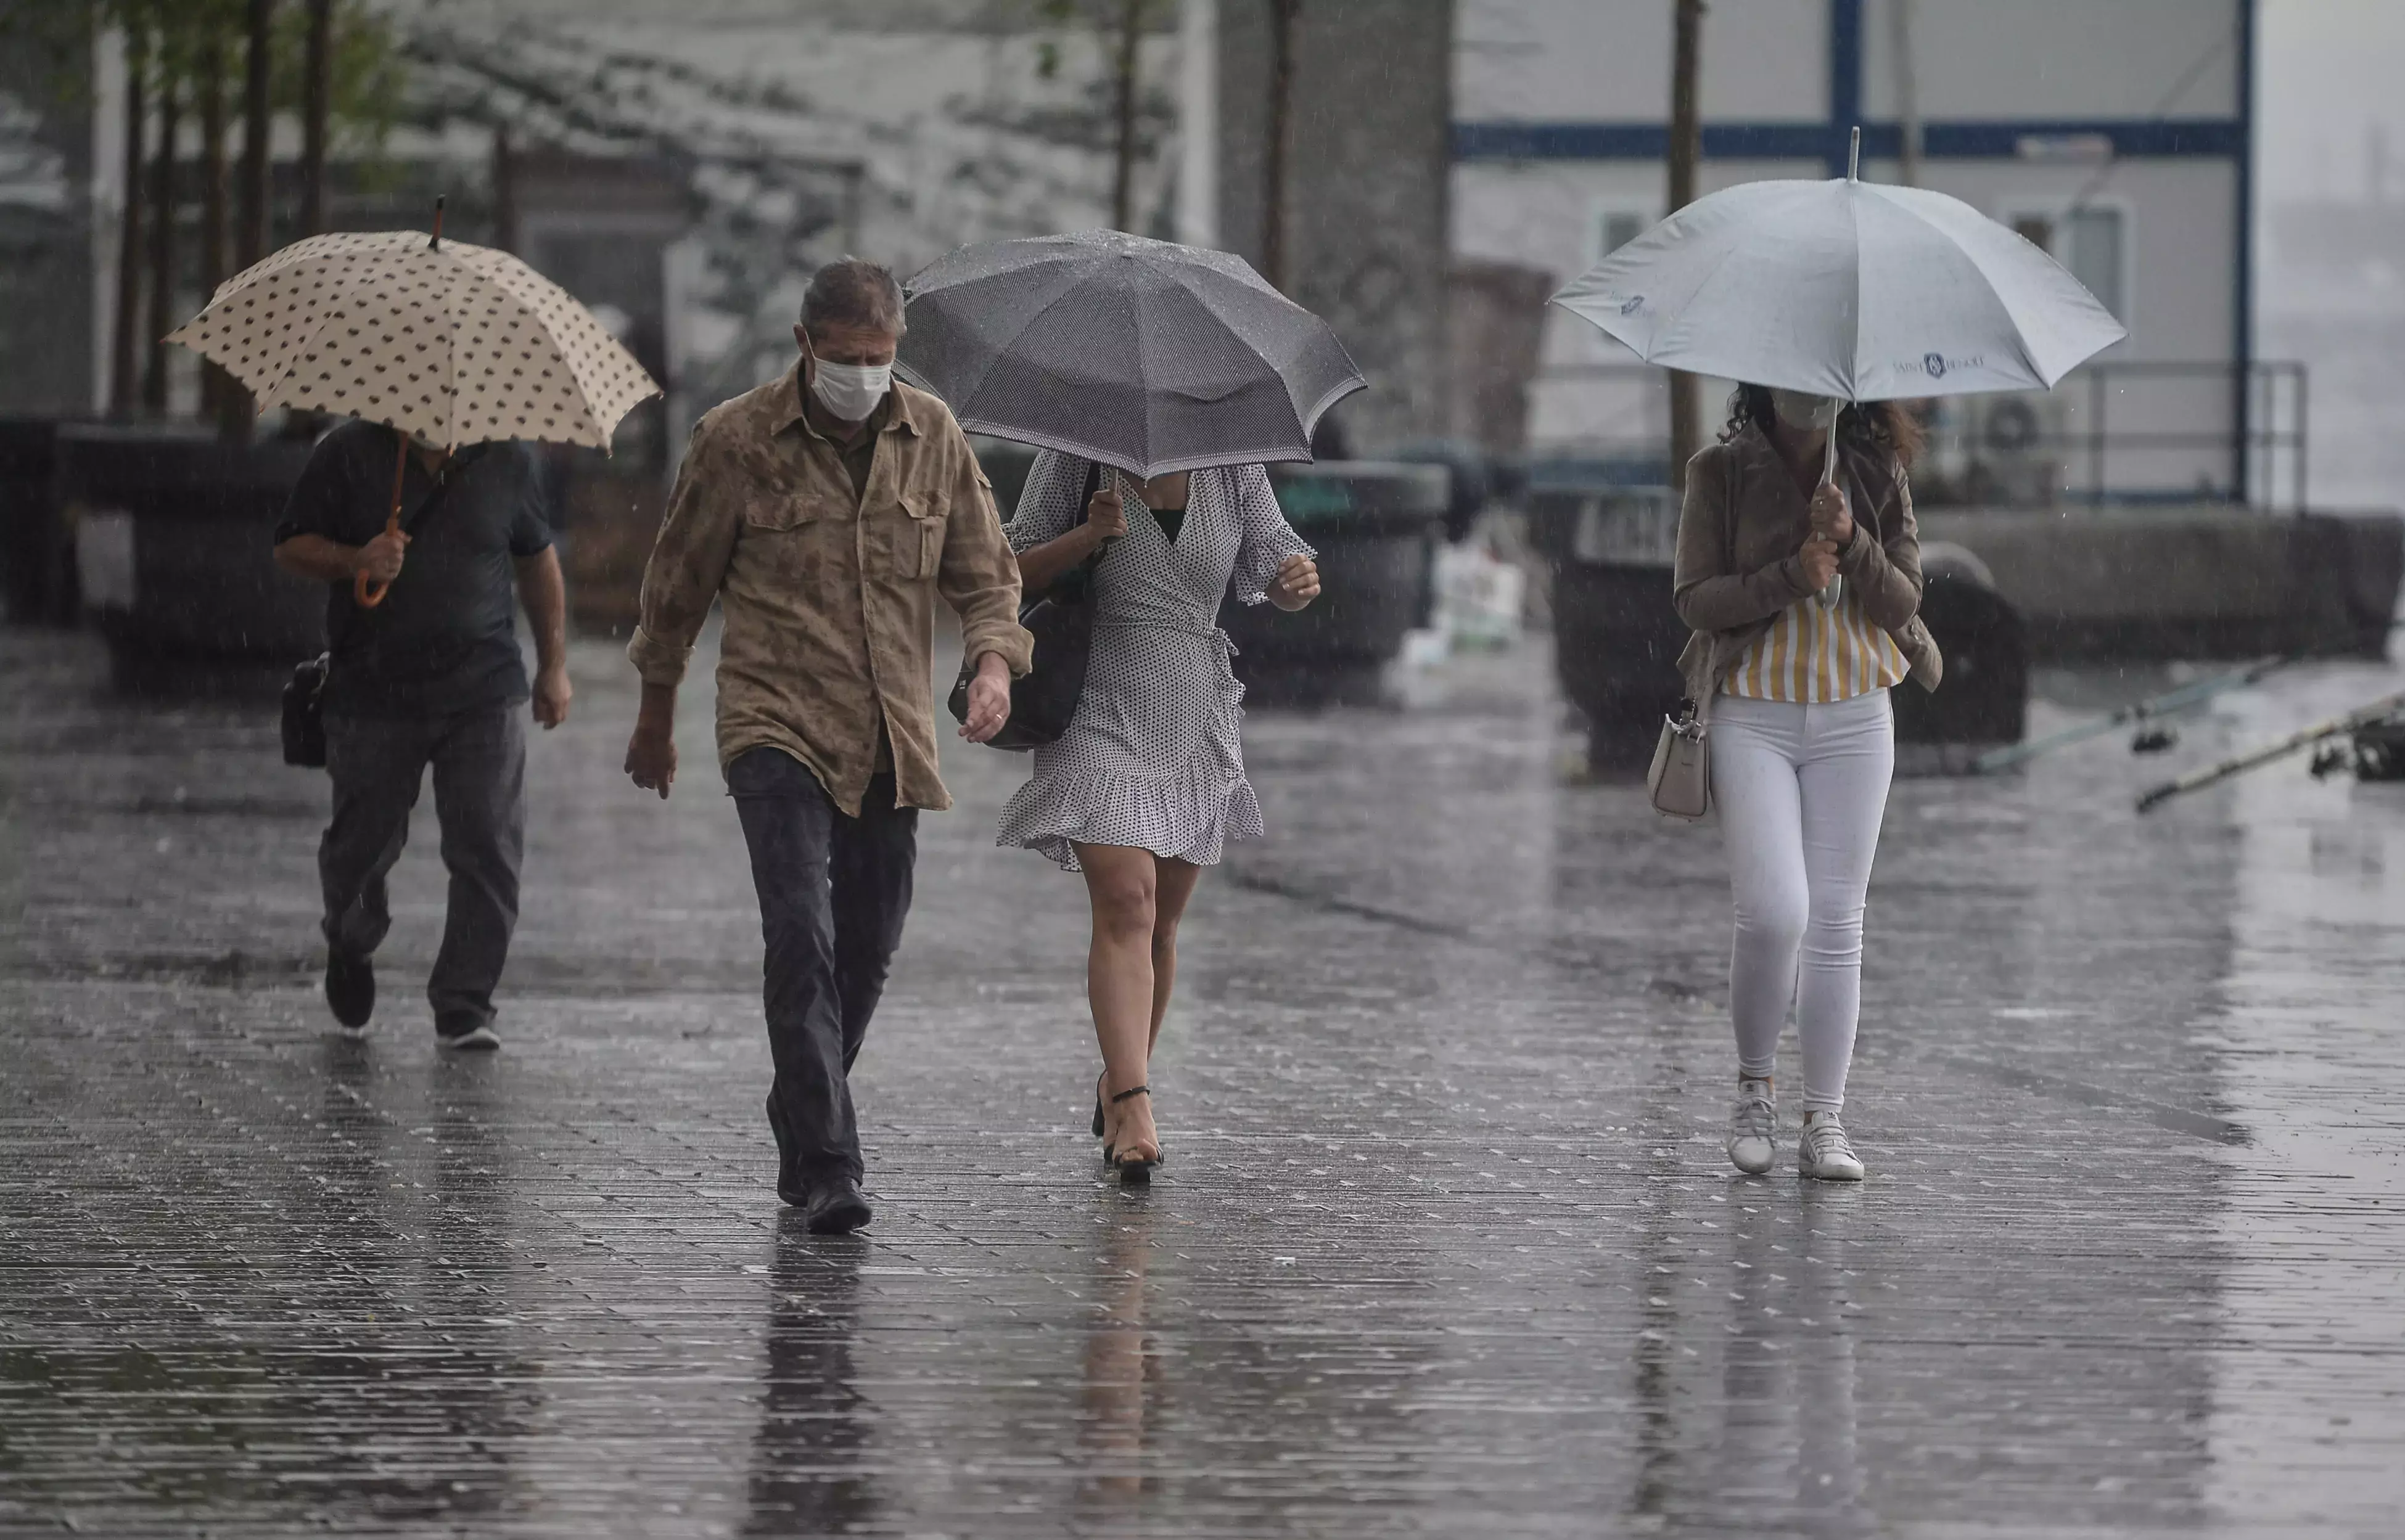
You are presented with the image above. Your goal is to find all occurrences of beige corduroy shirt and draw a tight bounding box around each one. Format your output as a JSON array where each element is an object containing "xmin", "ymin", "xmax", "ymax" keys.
[{"xmin": 627, "ymin": 366, "xmax": 1032, "ymax": 816}]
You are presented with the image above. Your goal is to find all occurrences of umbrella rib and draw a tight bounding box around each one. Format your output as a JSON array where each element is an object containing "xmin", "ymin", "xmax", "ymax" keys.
[
  {"xmin": 943, "ymin": 261, "xmax": 1112, "ymax": 414},
  {"xmin": 1154, "ymin": 264, "xmax": 1318, "ymax": 438}
]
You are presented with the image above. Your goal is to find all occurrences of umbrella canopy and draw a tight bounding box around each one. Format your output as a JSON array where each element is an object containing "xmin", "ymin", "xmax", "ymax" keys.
[
  {"xmin": 168, "ymin": 225, "xmax": 660, "ymax": 451},
  {"xmin": 895, "ymin": 229, "xmax": 1365, "ymax": 480},
  {"xmin": 1551, "ymin": 170, "xmax": 2126, "ymax": 403}
]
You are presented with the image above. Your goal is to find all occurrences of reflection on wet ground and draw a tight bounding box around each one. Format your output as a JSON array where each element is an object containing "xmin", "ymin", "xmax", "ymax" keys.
[{"xmin": 3, "ymin": 626, "xmax": 2401, "ymax": 1536}]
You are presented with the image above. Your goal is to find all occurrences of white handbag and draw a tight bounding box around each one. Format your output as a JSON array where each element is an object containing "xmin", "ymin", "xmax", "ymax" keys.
[{"xmin": 1646, "ymin": 695, "xmax": 1711, "ymax": 821}]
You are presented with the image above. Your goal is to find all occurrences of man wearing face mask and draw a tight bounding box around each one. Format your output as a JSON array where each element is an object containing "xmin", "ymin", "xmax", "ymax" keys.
[
  {"xmin": 622, "ymin": 258, "xmax": 1032, "ymax": 1234},
  {"xmin": 273, "ymin": 420, "xmax": 571, "ymax": 1051}
]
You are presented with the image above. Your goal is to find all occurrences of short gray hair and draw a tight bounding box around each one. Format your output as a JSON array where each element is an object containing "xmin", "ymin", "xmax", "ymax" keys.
[{"xmin": 800, "ymin": 258, "xmax": 905, "ymax": 340}]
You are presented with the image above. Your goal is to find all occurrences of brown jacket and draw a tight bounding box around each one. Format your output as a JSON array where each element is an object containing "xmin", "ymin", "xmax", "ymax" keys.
[
  {"xmin": 1672, "ymin": 426, "xmax": 1941, "ymax": 704},
  {"xmin": 627, "ymin": 367, "xmax": 1034, "ymax": 816}
]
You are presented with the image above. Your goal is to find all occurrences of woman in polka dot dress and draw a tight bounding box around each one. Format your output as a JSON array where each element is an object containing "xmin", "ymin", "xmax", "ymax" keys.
[{"xmin": 1000, "ymin": 450, "xmax": 1322, "ymax": 1181}]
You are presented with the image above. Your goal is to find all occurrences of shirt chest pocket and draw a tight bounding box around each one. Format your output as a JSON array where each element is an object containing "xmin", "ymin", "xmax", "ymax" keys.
[{"xmin": 895, "ymin": 487, "xmax": 948, "ymax": 580}]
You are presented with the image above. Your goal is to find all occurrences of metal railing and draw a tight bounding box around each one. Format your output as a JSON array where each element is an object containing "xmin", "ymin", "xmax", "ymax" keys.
[{"xmin": 1523, "ymin": 359, "xmax": 2311, "ymax": 512}]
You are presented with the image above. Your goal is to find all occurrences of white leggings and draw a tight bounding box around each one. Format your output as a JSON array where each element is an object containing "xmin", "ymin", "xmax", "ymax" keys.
[{"xmin": 1708, "ymin": 690, "xmax": 1894, "ymax": 1113}]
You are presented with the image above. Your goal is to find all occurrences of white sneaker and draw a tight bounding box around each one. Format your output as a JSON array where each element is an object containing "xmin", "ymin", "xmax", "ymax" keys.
[
  {"xmin": 1797, "ymin": 1111, "xmax": 1865, "ymax": 1181},
  {"xmin": 1727, "ymin": 1078, "xmax": 1776, "ymax": 1175}
]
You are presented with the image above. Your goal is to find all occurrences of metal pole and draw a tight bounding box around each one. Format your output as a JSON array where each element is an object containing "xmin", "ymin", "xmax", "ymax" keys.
[
  {"xmin": 1664, "ymin": 0, "xmax": 1705, "ymax": 493},
  {"xmin": 1109, "ymin": 0, "xmax": 1144, "ymax": 232},
  {"xmin": 1890, "ymin": 0, "xmax": 1920, "ymax": 186},
  {"xmin": 1262, "ymin": 0, "xmax": 1299, "ymax": 292},
  {"xmin": 2088, "ymin": 367, "xmax": 2104, "ymax": 505}
]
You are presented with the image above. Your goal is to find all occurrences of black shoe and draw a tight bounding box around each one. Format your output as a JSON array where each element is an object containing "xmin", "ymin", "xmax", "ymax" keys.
[
  {"xmin": 1100, "ymin": 1084, "xmax": 1162, "ymax": 1184},
  {"xmin": 799, "ymin": 1176, "xmax": 873, "ymax": 1235},
  {"xmin": 325, "ymin": 950, "xmax": 374, "ymax": 1030}
]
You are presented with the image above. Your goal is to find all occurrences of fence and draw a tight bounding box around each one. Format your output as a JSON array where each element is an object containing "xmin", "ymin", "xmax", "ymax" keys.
[{"xmin": 1524, "ymin": 359, "xmax": 2310, "ymax": 512}]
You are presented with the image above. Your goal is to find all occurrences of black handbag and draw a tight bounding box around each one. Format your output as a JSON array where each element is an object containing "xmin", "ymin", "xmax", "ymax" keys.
[
  {"xmin": 951, "ymin": 458, "xmax": 1108, "ymax": 752},
  {"xmin": 282, "ymin": 652, "xmax": 331, "ymax": 768}
]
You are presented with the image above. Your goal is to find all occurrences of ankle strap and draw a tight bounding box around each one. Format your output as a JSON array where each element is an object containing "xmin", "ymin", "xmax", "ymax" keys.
[{"xmin": 1109, "ymin": 1084, "xmax": 1151, "ymax": 1105}]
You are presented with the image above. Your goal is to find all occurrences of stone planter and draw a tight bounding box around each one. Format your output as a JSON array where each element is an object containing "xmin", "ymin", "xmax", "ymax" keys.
[
  {"xmin": 0, "ymin": 418, "xmax": 74, "ymax": 625},
  {"xmin": 59, "ymin": 425, "xmax": 320, "ymax": 690},
  {"xmin": 1217, "ymin": 461, "xmax": 1450, "ymax": 705}
]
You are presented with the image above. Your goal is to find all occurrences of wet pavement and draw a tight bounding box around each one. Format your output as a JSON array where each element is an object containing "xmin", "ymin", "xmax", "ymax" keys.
[{"xmin": 3, "ymin": 620, "xmax": 2403, "ymax": 1538}]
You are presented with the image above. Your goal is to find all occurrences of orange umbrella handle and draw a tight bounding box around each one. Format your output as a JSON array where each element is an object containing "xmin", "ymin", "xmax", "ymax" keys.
[{"xmin": 354, "ymin": 436, "xmax": 410, "ymax": 609}]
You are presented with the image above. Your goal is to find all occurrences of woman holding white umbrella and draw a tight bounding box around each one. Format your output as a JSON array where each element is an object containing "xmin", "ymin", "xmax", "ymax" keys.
[
  {"xmin": 1553, "ymin": 131, "xmax": 2126, "ymax": 1180},
  {"xmin": 1673, "ymin": 387, "xmax": 1937, "ymax": 1180}
]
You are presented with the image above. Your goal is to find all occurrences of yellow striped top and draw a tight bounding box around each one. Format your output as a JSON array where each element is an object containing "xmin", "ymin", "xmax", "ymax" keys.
[{"xmin": 1721, "ymin": 590, "xmax": 1907, "ymax": 703}]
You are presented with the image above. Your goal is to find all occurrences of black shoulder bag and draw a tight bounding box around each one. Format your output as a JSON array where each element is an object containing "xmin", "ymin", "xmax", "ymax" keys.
[{"xmin": 950, "ymin": 457, "xmax": 1108, "ymax": 752}]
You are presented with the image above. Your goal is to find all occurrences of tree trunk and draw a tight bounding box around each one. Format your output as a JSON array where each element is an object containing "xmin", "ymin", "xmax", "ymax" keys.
[
  {"xmin": 224, "ymin": 0, "xmax": 275, "ymax": 441},
  {"xmin": 490, "ymin": 126, "xmax": 517, "ymax": 253},
  {"xmin": 1890, "ymin": 0, "xmax": 1920, "ymax": 187},
  {"xmin": 109, "ymin": 23, "xmax": 148, "ymax": 421},
  {"xmin": 1262, "ymin": 0, "xmax": 1299, "ymax": 292},
  {"xmin": 199, "ymin": 30, "xmax": 230, "ymax": 414},
  {"xmin": 1664, "ymin": 0, "xmax": 1704, "ymax": 492},
  {"xmin": 142, "ymin": 72, "xmax": 180, "ymax": 416},
  {"xmin": 300, "ymin": 0, "xmax": 332, "ymax": 234},
  {"xmin": 236, "ymin": 0, "xmax": 273, "ymax": 269},
  {"xmin": 1109, "ymin": 0, "xmax": 1143, "ymax": 231}
]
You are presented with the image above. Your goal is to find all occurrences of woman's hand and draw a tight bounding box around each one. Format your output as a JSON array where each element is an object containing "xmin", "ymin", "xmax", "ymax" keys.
[
  {"xmin": 1798, "ymin": 535, "xmax": 1840, "ymax": 594},
  {"xmin": 1270, "ymin": 553, "xmax": 1321, "ymax": 611},
  {"xmin": 1083, "ymin": 483, "xmax": 1128, "ymax": 547},
  {"xmin": 1807, "ymin": 481, "xmax": 1853, "ymax": 546}
]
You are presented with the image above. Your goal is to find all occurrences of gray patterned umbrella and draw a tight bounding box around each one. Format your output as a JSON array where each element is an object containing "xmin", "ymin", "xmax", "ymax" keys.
[{"xmin": 896, "ymin": 230, "xmax": 1365, "ymax": 480}]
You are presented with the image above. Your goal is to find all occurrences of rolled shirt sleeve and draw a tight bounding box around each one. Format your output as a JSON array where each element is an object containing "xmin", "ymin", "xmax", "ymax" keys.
[
  {"xmin": 939, "ymin": 437, "xmax": 1034, "ymax": 678},
  {"xmin": 627, "ymin": 420, "xmax": 742, "ymax": 688}
]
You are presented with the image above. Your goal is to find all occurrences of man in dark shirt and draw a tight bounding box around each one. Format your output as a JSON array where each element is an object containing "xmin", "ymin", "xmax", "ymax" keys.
[{"xmin": 274, "ymin": 419, "xmax": 570, "ymax": 1049}]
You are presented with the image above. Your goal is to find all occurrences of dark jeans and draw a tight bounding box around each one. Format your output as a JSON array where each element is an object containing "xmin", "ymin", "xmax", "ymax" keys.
[
  {"xmin": 319, "ymin": 707, "xmax": 527, "ymax": 1033},
  {"xmin": 728, "ymin": 748, "xmax": 918, "ymax": 1189}
]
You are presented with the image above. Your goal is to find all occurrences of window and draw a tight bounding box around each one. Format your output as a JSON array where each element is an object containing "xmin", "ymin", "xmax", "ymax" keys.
[
  {"xmin": 1595, "ymin": 206, "xmax": 1657, "ymax": 264},
  {"xmin": 2010, "ymin": 204, "xmax": 2129, "ymax": 323}
]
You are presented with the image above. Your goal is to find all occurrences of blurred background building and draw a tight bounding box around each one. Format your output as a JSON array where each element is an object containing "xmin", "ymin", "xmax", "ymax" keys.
[{"xmin": 0, "ymin": 0, "xmax": 2398, "ymax": 641}]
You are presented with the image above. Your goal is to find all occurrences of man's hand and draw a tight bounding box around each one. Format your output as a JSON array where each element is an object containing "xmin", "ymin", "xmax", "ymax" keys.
[
  {"xmin": 353, "ymin": 528, "xmax": 409, "ymax": 584},
  {"xmin": 1083, "ymin": 484, "xmax": 1128, "ymax": 546},
  {"xmin": 532, "ymin": 663, "xmax": 572, "ymax": 729},
  {"xmin": 1799, "ymin": 535, "xmax": 1841, "ymax": 593},
  {"xmin": 960, "ymin": 651, "xmax": 1013, "ymax": 743},
  {"xmin": 1808, "ymin": 481, "xmax": 1853, "ymax": 546},
  {"xmin": 625, "ymin": 723, "xmax": 677, "ymax": 798},
  {"xmin": 1269, "ymin": 553, "xmax": 1321, "ymax": 611}
]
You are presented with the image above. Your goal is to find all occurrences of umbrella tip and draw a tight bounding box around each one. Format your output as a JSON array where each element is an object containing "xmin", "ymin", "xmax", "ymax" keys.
[
  {"xmin": 1848, "ymin": 125, "xmax": 1861, "ymax": 183},
  {"xmin": 430, "ymin": 194, "xmax": 446, "ymax": 251}
]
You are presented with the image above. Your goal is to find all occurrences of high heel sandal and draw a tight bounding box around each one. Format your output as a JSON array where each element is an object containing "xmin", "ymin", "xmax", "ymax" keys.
[
  {"xmin": 1092, "ymin": 1073, "xmax": 1106, "ymax": 1139},
  {"xmin": 1100, "ymin": 1084, "xmax": 1162, "ymax": 1184}
]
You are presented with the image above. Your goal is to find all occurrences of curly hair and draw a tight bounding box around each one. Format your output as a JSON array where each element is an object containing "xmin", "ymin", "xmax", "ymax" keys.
[{"xmin": 1721, "ymin": 385, "xmax": 1923, "ymax": 467}]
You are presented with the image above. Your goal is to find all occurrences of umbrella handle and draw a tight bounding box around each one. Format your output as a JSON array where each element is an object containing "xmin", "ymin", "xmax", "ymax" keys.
[
  {"xmin": 1817, "ymin": 407, "xmax": 1844, "ymax": 609},
  {"xmin": 354, "ymin": 438, "xmax": 409, "ymax": 610}
]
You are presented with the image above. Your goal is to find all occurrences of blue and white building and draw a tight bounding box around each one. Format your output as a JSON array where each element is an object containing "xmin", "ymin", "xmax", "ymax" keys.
[{"xmin": 1452, "ymin": 0, "xmax": 2277, "ymax": 506}]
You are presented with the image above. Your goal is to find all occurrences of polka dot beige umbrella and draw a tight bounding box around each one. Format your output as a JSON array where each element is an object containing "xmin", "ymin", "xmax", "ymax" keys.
[{"xmin": 168, "ymin": 200, "xmax": 661, "ymax": 607}]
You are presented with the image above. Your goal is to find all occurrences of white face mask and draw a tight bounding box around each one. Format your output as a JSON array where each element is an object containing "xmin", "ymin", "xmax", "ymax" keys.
[
  {"xmin": 1768, "ymin": 388, "xmax": 1838, "ymax": 431},
  {"xmin": 810, "ymin": 358, "xmax": 892, "ymax": 422}
]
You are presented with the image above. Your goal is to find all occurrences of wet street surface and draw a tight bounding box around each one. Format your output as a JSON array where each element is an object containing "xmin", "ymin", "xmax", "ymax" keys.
[{"xmin": 4, "ymin": 622, "xmax": 2403, "ymax": 1538}]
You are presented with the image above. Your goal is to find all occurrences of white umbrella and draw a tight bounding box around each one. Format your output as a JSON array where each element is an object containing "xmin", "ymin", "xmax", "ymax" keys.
[
  {"xmin": 1553, "ymin": 130, "xmax": 2124, "ymax": 604},
  {"xmin": 1553, "ymin": 133, "xmax": 2126, "ymax": 403}
]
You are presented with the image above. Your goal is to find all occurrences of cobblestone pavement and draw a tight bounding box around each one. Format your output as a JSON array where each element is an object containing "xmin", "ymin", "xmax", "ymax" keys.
[{"xmin": 3, "ymin": 621, "xmax": 2403, "ymax": 1538}]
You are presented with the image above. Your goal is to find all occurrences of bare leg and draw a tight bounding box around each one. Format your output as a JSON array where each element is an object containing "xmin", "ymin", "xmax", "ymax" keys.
[
  {"xmin": 1075, "ymin": 843, "xmax": 1162, "ymax": 1164},
  {"xmin": 1148, "ymin": 859, "xmax": 1203, "ymax": 1052}
]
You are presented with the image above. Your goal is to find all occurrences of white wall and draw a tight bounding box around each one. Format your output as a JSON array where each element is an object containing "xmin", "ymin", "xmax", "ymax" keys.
[
  {"xmin": 1456, "ymin": 0, "xmax": 1828, "ymax": 123},
  {"xmin": 1862, "ymin": 0, "xmax": 2242, "ymax": 121}
]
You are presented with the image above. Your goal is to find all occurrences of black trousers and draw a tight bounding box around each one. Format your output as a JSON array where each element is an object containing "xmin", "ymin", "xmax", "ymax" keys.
[
  {"xmin": 727, "ymin": 748, "xmax": 917, "ymax": 1189},
  {"xmin": 319, "ymin": 707, "xmax": 526, "ymax": 1033}
]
